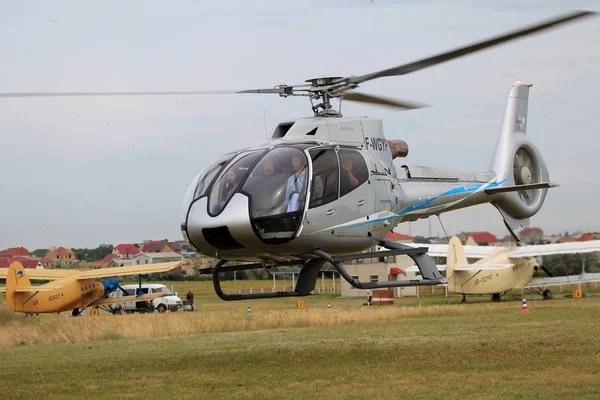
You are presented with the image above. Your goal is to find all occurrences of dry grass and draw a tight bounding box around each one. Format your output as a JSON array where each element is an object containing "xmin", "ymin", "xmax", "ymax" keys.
[
  {"xmin": 0, "ymin": 303, "xmax": 476, "ymax": 347},
  {"xmin": 2, "ymin": 297, "xmax": 600, "ymax": 399}
]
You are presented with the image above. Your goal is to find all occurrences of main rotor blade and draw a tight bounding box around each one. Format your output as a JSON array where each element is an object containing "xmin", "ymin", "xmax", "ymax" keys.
[
  {"xmin": 0, "ymin": 86, "xmax": 313, "ymax": 98},
  {"xmin": 350, "ymin": 10, "xmax": 596, "ymax": 85},
  {"xmin": 343, "ymin": 92, "xmax": 428, "ymax": 110}
]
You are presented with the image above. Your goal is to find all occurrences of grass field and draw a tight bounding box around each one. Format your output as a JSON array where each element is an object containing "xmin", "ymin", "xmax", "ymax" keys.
[{"xmin": 1, "ymin": 286, "xmax": 600, "ymax": 399}]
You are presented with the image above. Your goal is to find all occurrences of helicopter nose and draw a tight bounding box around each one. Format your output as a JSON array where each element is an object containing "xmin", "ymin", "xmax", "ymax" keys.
[{"xmin": 185, "ymin": 193, "xmax": 265, "ymax": 256}]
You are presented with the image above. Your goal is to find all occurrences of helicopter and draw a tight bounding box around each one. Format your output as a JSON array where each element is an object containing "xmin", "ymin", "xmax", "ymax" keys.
[{"xmin": 1, "ymin": 10, "xmax": 596, "ymax": 301}]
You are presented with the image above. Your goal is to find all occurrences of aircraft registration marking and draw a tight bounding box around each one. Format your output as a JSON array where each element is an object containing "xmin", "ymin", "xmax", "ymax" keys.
[
  {"xmin": 473, "ymin": 274, "xmax": 493, "ymax": 286},
  {"xmin": 364, "ymin": 136, "xmax": 388, "ymax": 152}
]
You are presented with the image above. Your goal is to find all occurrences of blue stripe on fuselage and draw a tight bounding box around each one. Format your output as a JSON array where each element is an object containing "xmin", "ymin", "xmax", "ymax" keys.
[{"xmin": 340, "ymin": 178, "xmax": 507, "ymax": 230}]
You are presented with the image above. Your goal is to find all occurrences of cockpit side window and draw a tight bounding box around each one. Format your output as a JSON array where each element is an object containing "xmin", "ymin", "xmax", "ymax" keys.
[
  {"xmin": 242, "ymin": 147, "xmax": 308, "ymax": 218},
  {"xmin": 241, "ymin": 146, "xmax": 309, "ymax": 244},
  {"xmin": 339, "ymin": 149, "xmax": 369, "ymax": 197},
  {"xmin": 309, "ymin": 149, "xmax": 339, "ymax": 209},
  {"xmin": 193, "ymin": 153, "xmax": 235, "ymax": 200},
  {"xmin": 208, "ymin": 151, "xmax": 264, "ymax": 215}
]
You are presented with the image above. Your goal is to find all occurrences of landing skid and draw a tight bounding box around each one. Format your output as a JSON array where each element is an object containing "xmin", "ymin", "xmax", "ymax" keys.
[{"xmin": 200, "ymin": 241, "xmax": 444, "ymax": 301}]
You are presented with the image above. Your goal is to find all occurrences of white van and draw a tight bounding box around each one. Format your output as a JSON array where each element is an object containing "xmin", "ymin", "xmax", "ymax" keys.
[{"xmin": 110, "ymin": 284, "xmax": 183, "ymax": 313}]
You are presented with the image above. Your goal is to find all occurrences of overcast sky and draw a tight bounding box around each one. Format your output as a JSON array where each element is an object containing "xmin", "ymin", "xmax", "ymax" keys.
[{"xmin": 1, "ymin": 1, "xmax": 599, "ymax": 250}]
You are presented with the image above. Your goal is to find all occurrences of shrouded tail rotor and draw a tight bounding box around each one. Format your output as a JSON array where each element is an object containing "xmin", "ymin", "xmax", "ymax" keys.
[{"xmin": 490, "ymin": 83, "xmax": 550, "ymax": 228}]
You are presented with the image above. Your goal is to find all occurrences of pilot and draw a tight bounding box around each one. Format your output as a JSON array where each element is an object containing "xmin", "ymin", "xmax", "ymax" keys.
[
  {"xmin": 341, "ymin": 159, "xmax": 360, "ymax": 190},
  {"xmin": 263, "ymin": 160, "xmax": 276, "ymax": 176},
  {"xmin": 212, "ymin": 168, "xmax": 240, "ymax": 214},
  {"xmin": 220, "ymin": 168, "xmax": 240, "ymax": 202},
  {"xmin": 285, "ymin": 155, "xmax": 308, "ymax": 212}
]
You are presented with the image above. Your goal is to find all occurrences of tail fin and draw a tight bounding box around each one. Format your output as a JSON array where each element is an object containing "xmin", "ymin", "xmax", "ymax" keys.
[
  {"xmin": 446, "ymin": 237, "xmax": 467, "ymax": 291},
  {"xmin": 489, "ymin": 83, "xmax": 550, "ymax": 229},
  {"xmin": 5, "ymin": 262, "xmax": 31, "ymax": 311},
  {"xmin": 447, "ymin": 237, "xmax": 467, "ymax": 271}
]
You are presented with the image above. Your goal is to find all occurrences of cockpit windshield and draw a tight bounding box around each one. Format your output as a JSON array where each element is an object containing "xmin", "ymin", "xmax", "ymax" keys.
[
  {"xmin": 193, "ymin": 153, "xmax": 235, "ymax": 201},
  {"xmin": 208, "ymin": 150, "xmax": 265, "ymax": 215},
  {"xmin": 242, "ymin": 146, "xmax": 309, "ymax": 243}
]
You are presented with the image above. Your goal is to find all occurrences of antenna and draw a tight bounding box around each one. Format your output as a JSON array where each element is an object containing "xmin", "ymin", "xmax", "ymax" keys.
[{"xmin": 263, "ymin": 110, "xmax": 268, "ymax": 139}]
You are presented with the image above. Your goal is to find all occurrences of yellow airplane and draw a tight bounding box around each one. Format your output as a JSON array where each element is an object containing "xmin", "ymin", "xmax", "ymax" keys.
[
  {"xmin": 406, "ymin": 236, "xmax": 600, "ymax": 302},
  {"xmin": 0, "ymin": 261, "xmax": 184, "ymax": 315}
]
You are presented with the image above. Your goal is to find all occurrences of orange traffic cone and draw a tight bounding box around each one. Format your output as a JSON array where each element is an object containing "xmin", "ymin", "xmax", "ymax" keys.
[{"xmin": 521, "ymin": 296, "xmax": 529, "ymax": 313}]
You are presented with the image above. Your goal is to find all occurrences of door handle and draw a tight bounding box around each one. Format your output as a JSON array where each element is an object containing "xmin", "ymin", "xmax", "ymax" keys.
[
  {"xmin": 326, "ymin": 209, "xmax": 336, "ymax": 216},
  {"xmin": 357, "ymin": 200, "xmax": 366, "ymax": 206}
]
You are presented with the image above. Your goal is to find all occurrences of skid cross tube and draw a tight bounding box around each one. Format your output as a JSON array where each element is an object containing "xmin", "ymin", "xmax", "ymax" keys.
[
  {"xmin": 310, "ymin": 243, "xmax": 444, "ymax": 290},
  {"xmin": 209, "ymin": 259, "xmax": 309, "ymax": 301}
]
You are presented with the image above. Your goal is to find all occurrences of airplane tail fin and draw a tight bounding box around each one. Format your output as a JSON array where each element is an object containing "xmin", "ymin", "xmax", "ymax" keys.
[
  {"xmin": 5, "ymin": 262, "xmax": 31, "ymax": 310},
  {"xmin": 446, "ymin": 237, "xmax": 467, "ymax": 290},
  {"xmin": 489, "ymin": 83, "xmax": 551, "ymax": 229}
]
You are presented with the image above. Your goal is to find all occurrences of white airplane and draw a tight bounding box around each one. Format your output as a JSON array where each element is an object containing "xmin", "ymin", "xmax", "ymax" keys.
[{"xmin": 405, "ymin": 237, "xmax": 600, "ymax": 302}]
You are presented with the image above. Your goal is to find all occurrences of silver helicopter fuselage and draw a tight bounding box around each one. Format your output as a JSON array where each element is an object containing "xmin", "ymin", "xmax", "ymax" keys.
[{"xmin": 181, "ymin": 84, "xmax": 549, "ymax": 263}]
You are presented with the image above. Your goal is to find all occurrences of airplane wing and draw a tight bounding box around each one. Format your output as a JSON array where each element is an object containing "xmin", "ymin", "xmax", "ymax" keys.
[
  {"xmin": 454, "ymin": 263, "xmax": 514, "ymax": 271},
  {"xmin": 0, "ymin": 285, "xmax": 65, "ymax": 292},
  {"xmin": 0, "ymin": 268, "xmax": 76, "ymax": 280},
  {"xmin": 88, "ymin": 292, "xmax": 165, "ymax": 307},
  {"xmin": 400, "ymin": 243, "xmax": 495, "ymax": 259},
  {"xmin": 525, "ymin": 272, "xmax": 600, "ymax": 289},
  {"xmin": 511, "ymin": 240, "xmax": 600, "ymax": 257},
  {"xmin": 74, "ymin": 261, "xmax": 185, "ymax": 280},
  {"xmin": 405, "ymin": 265, "xmax": 447, "ymax": 273}
]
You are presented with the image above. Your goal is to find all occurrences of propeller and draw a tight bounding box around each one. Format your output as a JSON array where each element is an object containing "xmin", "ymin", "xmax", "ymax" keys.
[
  {"xmin": 513, "ymin": 148, "xmax": 536, "ymax": 202},
  {"xmin": 0, "ymin": 10, "xmax": 596, "ymax": 116}
]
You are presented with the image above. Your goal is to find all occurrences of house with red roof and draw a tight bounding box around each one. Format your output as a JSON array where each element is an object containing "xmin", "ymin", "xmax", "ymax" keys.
[
  {"xmin": 141, "ymin": 239, "xmax": 182, "ymax": 254},
  {"xmin": 519, "ymin": 227, "xmax": 544, "ymax": 244},
  {"xmin": 384, "ymin": 232, "xmax": 415, "ymax": 243},
  {"xmin": 46, "ymin": 247, "xmax": 77, "ymax": 266},
  {"xmin": 0, "ymin": 247, "xmax": 30, "ymax": 259},
  {"xmin": 0, "ymin": 257, "xmax": 44, "ymax": 269},
  {"xmin": 558, "ymin": 236, "xmax": 577, "ymax": 243},
  {"xmin": 578, "ymin": 232, "xmax": 600, "ymax": 242},
  {"xmin": 113, "ymin": 244, "xmax": 141, "ymax": 259},
  {"xmin": 95, "ymin": 253, "xmax": 124, "ymax": 268},
  {"xmin": 458, "ymin": 232, "xmax": 499, "ymax": 246},
  {"xmin": 39, "ymin": 258, "xmax": 55, "ymax": 269}
]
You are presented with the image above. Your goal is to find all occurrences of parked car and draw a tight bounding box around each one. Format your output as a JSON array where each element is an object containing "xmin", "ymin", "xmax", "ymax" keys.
[{"xmin": 110, "ymin": 284, "xmax": 183, "ymax": 313}]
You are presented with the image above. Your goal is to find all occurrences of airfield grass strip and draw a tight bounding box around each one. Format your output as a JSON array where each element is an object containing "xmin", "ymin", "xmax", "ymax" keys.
[
  {"xmin": 1, "ymin": 297, "xmax": 598, "ymax": 348},
  {"xmin": 0, "ymin": 303, "xmax": 476, "ymax": 347},
  {"xmin": 1, "ymin": 298, "xmax": 600, "ymax": 399}
]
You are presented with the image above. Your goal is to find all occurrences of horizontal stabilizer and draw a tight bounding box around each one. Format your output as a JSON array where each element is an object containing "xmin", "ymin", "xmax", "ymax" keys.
[
  {"xmin": 75, "ymin": 261, "xmax": 185, "ymax": 280},
  {"xmin": 0, "ymin": 268, "xmax": 75, "ymax": 280},
  {"xmin": 0, "ymin": 285, "xmax": 64, "ymax": 292},
  {"xmin": 89, "ymin": 292, "xmax": 164, "ymax": 307},
  {"xmin": 485, "ymin": 182, "xmax": 558, "ymax": 195},
  {"xmin": 454, "ymin": 263, "xmax": 514, "ymax": 271},
  {"xmin": 405, "ymin": 265, "xmax": 446, "ymax": 273}
]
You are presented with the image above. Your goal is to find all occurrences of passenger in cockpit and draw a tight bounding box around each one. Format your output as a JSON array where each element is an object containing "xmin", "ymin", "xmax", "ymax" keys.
[{"xmin": 285, "ymin": 155, "xmax": 307, "ymax": 212}]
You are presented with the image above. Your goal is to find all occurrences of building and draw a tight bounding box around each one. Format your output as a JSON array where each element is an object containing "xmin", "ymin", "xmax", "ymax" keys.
[
  {"xmin": 519, "ymin": 227, "xmax": 544, "ymax": 244},
  {"xmin": 127, "ymin": 252, "xmax": 181, "ymax": 266},
  {"xmin": 46, "ymin": 247, "xmax": 77, "ymax": 266},
  {"xmin": 112, "ymin": 244, "xmax": 141, "ymax": 259},
  {"xmin": 129, "ymin": 253, "xmax": 153, "ymax": 266},
  {"xmin": 0, "ymin": 247, "xmax": 30, "ymax": 259},
  {"xmin": 384, "ymin": 232, "xmax": 415, "ymax": 243},
  {"xmin": 141, "ymin": 239, "xmax": 182, "ymax": 254},
  {"xmin": 96, "ymin": 253, "xmax": 125, "ymax": 268},
  {"xmin": 340, "ymin": 251, "xmax": 419, "ymax": 298},
  {"xmin": 458, "ymin": 232, "xmax": 498, "ymax": 246},
  {"xmin": 0, "ymin": 257, "xmax": 44, "ymax": 269}
]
